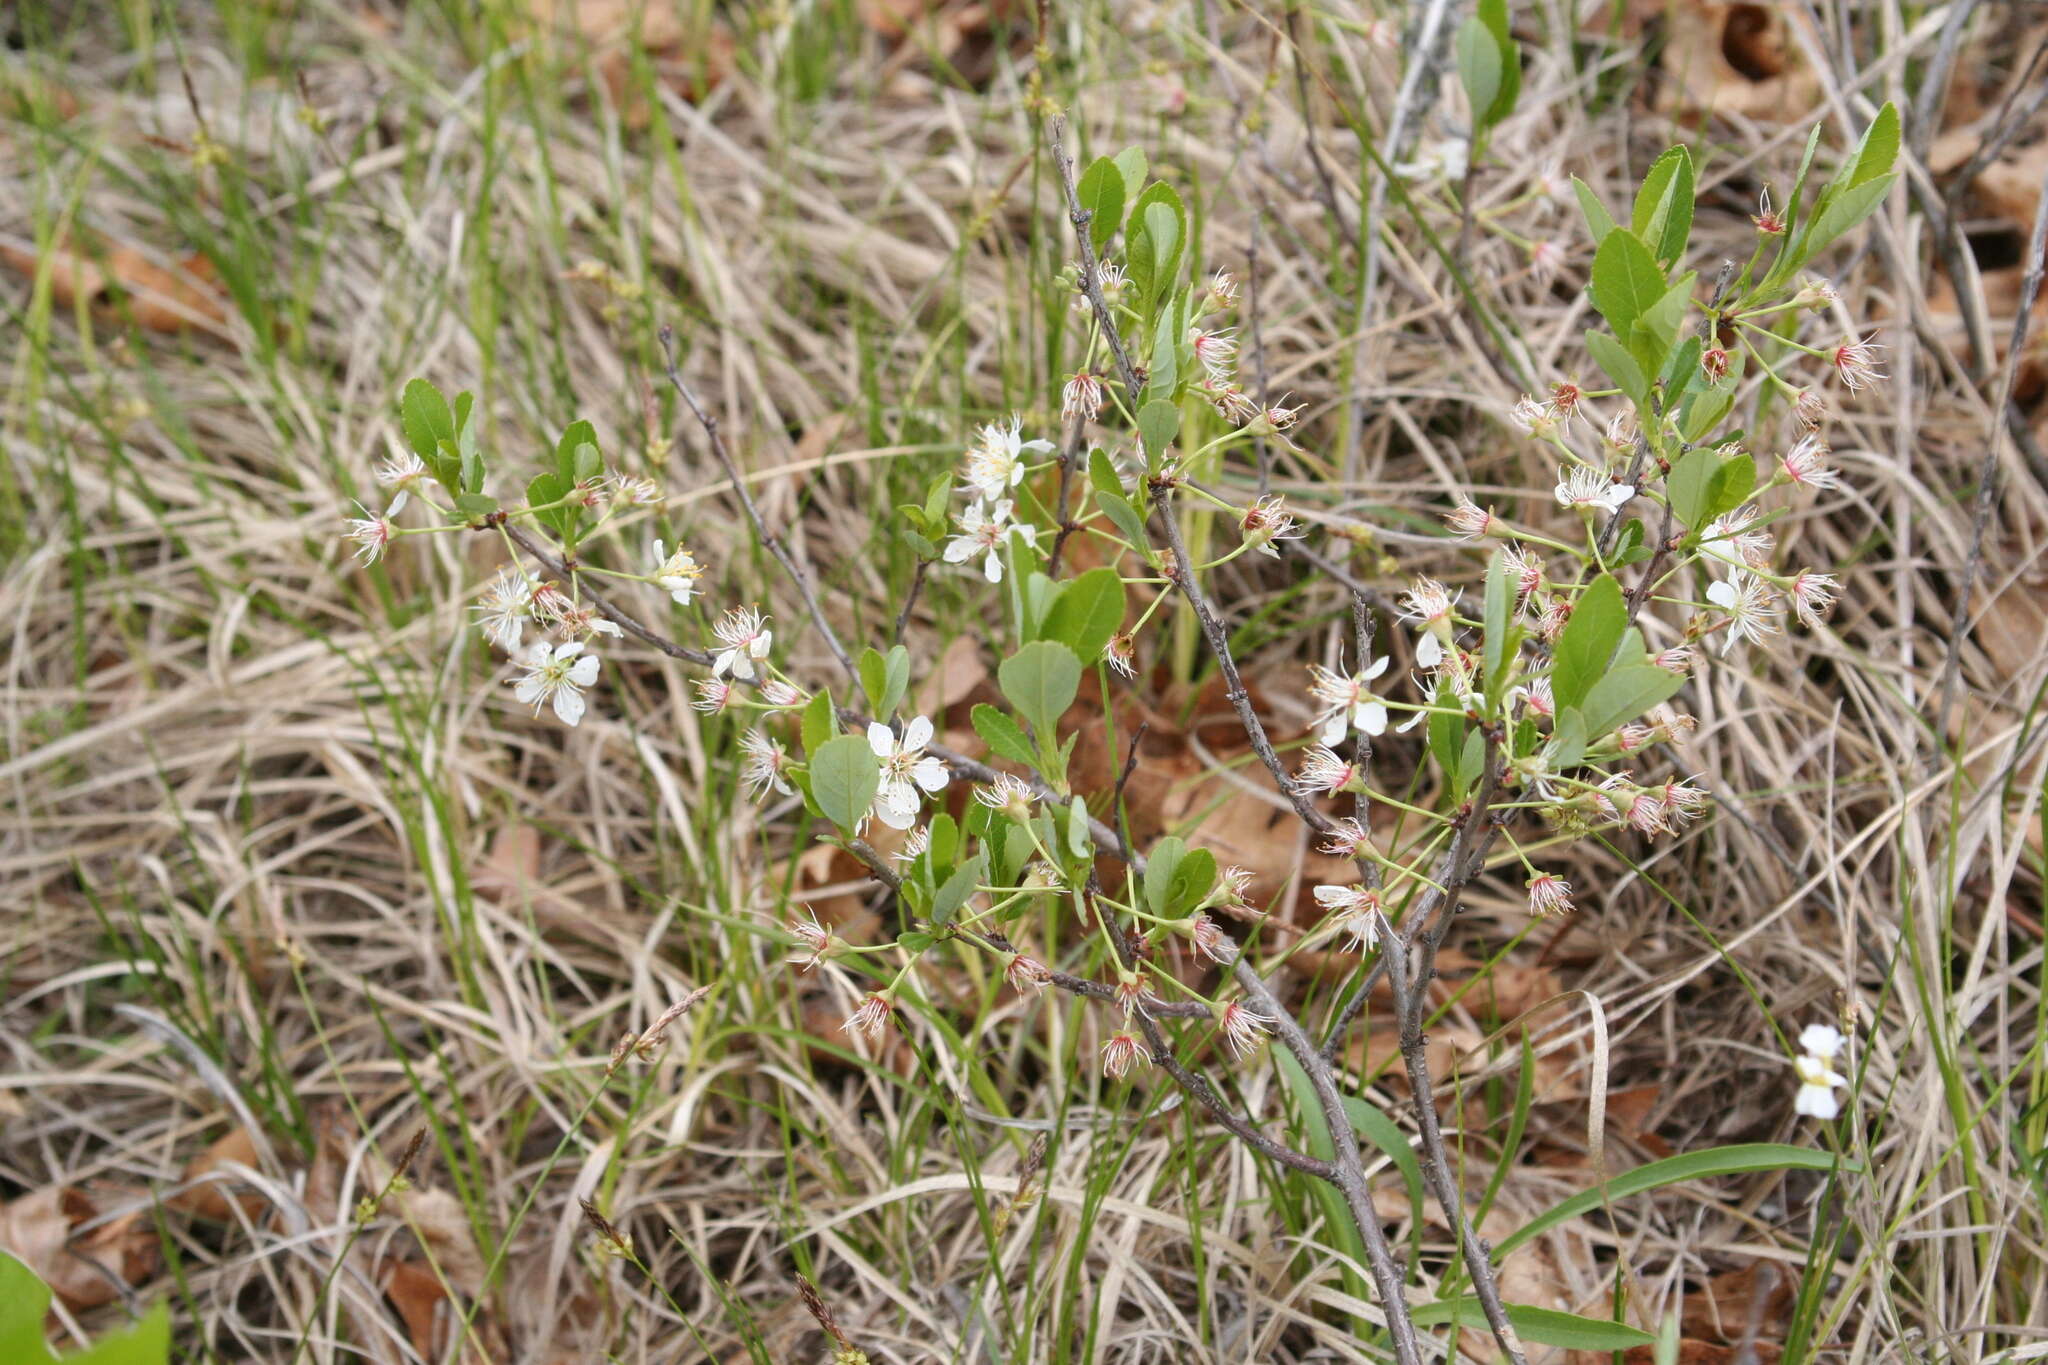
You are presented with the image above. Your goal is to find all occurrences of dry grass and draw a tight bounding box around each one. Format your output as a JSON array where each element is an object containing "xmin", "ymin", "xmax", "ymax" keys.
[{"xmin": 4, "ymin": 0, "xmax": 2047, "ymax": 1361}]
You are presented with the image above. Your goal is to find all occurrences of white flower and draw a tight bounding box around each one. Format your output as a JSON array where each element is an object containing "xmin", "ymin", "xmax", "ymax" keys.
[
  {"xmin": 1789, "ymin": 571, "xmax": 1838, "ymax": 629},
  {"xmin": 377, "ymin": 451, "xmax": 427, "ymax": 494},
  {"xmin": 1554, "ymin": 466, "xmax": 1635, "ymax": 513},
  {"xmin": 1798, "ymin": 1023, "xmax": 1847, "ymax": 1060},
  {"xmin": 711, "ymin": 605, "xmax": 772, "ymax": 680},
  {"xmin": 473, "ymin": 569, "xmax": 535, "ymax": 652},
  {"xmin": 1314, "ymin": 884, "xmax": 1382, "ymax": 953},
  {"xmin": 1779, "ymin": 435, "xmax": 1839, "ymax": 490},
  {"xmin": 513, "ymin": 640, "xmax": 601, "ymax": 726},
  {"xmin": 1793, "ymin": 1052, "xmax": 1846, "ymax": 1119},
  {"xmin": 1307, "ymin": 658, "xmax": 1393, "ymax": 744},
  {"xmin": 740, "ymin": 729, "xmax": 794, "ymax": 798},
  {"xmin": 944, "ymin": 499, "xmax": 1029, "ymax": 583},
  {"xmin": 1294, "ymin": 745, "xmax": 1358, "ymax": 797},
  {"xmin": 1398, "ymin": 577, "xmax": 1459, "ymax": 669},
  {"xmin": 1705, "ymin": 573, "xmax": 1783, "ymax": 653},
  {"xmin": 868, "ymin": 716, "xmax": 949, "ymax": 830},
  {"xmin": 1239, "ymin": 495, "xmax": 1304, "ymax": 557},
  {"xmin": 1700, "ymin": 507, "xmax": 1772, "ymax": 569},
  {"xmin": 343, "ymin": 503, "xmax": 395, "ymax": 565},
  {"xmin": 962, "ymin": 417, "xmax": 1054, "ymax": 501},
  {"xmin": 651, "ymin": 540, "xmax": 705, "ymax": 606}
]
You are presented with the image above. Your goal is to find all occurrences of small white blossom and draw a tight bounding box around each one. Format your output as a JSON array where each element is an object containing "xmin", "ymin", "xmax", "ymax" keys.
[
  {"xmin": 376, "ymin": 452, "xmax": 427, "ymax": 497},
  {"xmin": 944, "ymin": 499, "xmax": 1029, "ymax": 583},
  {"xmin": 474, "ymin": 569, "xmax": 535, "ymax": 652},
  {"xmin": 1307, "ymin": 659, "xmax": 1393, "ymax": 744},
  {"xmin": 1705, "ymin": 573, "xmax": 1783, "ymax": 653},
  {"xmin": 514, "ymin": 640, "xmax": 601, "ymax": 726},
  {"xmin": 343, "ymin": 504, "xmax": 396, "ymax": 565},
  {"xmin": 1217, "ymin": 1000, "xmax": 1273, "ymax": 1059},
  {"xmin": 1789, "ymin": 571, "xmax": 1838, "ymax": 628},
  {"xmin": 1554, "ymin": 466, "xmax": 1635, "ymax": 513},
  {"xmin": 1700, "ymin": 506, "xmax": 1773, "ymax": 569},
  {"xmin": 1793, "ymin": 1052, "xmax": 1846, "ymax": 1119},
  {"xmin": 740, "ymin": 729, "xmax": 794, "ymax": 798},
  {"xmin": 1778, "ymin": 435, "xmax": 1839, "ymax": 491},
  {"xmin": 1295, "ymin": 745, "xmax": 1359, "ymax": 797},
  {"xmin": 1399, "ymin": 577, "xmax": 1459, "ymax": 669},
  {"xmin": 651, "ymin": 540, "xmax": 705, "ymax": 606},
  {"xmin": 1314, "ymin": 883, "xmax": 1382, "ymax": 953},
  {"xmin": 868, "ymin": 716, "xmax": 949, "ymax": 830},
  {"xmin": 962, "ymin": 417, "xmax": 1054, "ymax": 501},
  {"xmin": 1239, "ymin": 495, "xmax": 1303, "ymax": 557},
  {"xmin": 1799, "ymin": 1023, "xmax": 1847, "ymax": 1059},
  {"xmin": 711, "ymin": 605, "xmax": 773, "ymax": 680}
]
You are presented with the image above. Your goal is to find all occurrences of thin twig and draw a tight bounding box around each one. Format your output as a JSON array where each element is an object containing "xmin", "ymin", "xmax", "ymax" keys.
[
  {"xmin": 1047, "ymin": 409, "xmax": 1090, "ymax": 578},
  {"xmin": 657, "ymin": 325, "xmax": 856, "ymax": 680},
  {"xmin": 892, "ymin": 560, "xmax": 930, "ymax": 649},
  {"xmin": 1048, "ymin": 116, "xmax": 1143, "ymax": 400}
]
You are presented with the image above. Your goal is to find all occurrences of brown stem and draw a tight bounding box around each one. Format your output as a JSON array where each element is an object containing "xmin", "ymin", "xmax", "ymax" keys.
[{"xmin": 1048, "ymin": 117, "xmax": 1143, "ymax": 401}]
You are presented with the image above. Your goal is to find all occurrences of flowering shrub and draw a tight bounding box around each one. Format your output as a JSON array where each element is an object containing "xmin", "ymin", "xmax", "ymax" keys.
[{"xmin": 341, "ymin": 104, "xmax": 1899, "ymax": 1359}]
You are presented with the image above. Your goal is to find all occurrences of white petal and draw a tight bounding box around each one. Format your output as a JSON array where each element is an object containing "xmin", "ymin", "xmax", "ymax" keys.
[
  {"xmin": 1799, "ymin": 1024, "xmax": 1846, "ymax": 1058},
  {"xmin": 1795, "ymin": 1085, "xmax": 1839, "ymax": 1120},
  {"xmin": 1416, "ymin": 634, "xmax": 1444, "ymax": 668},
  {"xmin": 912, "ymin": 756, "xmax": 948, "ymax": 792},
  {"xmin": 389, "ymin": 488, "xmax": 409, "ymax": 517},
  {"xmin": 514, "ymin": 676, "xmax": 545, "ymax": 705},
  {"xmin": 984, "ymin": 551, "xmax": 1003, "ymax": 583},
  {"xmin": 902, "ymin": 716, "xmax": 934, "ymax": 750},
  {"xmin": 653, "ymin": 540, "xmax": 667, "ymax": 562},
  {"xmin": 553, "ymin": 686, "xmax": 586, "ymax": 726},
  {"xmin": 1706, "ymin": 580, "xmax": 1737, "ymax": 609},
  {"xmin": 526, "ymin": 641, "xmax": 554, "ymax": 666},
  {"xmin": 944, "ymin": 538, "xmax": 976, "ymax": 564},
  {"xmin": 557, "ymin": 640, "xmax": 586, "ymax": 661},
  {"xmin": 1317, "ymin": 712, "xmax": 1347, "ymax": 747},
  {"xmin": 567, "ymin": 655, "xmax": 600, "ymax": 686},
  {"xmin": 712, "ymin": 650, "xmax": 735, "ymax": 678},
  {"xmin": 1361, "ymin": 656, "xmax": 1391, "ymax": 682},
  {"xmin": 1396, "ymin": 709, "xmax": 1427, "ymax": 733},
  {"xmin": 868, "ymin": 722, "xmax": 897, "ymax": 759},
  {"xmin": 1358, "ymin": 702, "xmax": 1388, "ymax": 737}
]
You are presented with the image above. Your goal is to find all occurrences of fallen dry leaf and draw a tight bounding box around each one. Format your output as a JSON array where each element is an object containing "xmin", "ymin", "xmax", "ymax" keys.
[
  {"xmin": 0, "ymin": 236, "xmax": 226, "ymax": 333},
  {"xmin": 0, "ymin": 1184, "xmax": 159, "ymax": 1310},
  {"xmin": 166, "ymin": 1125, "xmax": 267, "ymax": 1222},
  {"xmin": 1651, "ymin": 1, "xmax": 1821, "ymax": 125}
]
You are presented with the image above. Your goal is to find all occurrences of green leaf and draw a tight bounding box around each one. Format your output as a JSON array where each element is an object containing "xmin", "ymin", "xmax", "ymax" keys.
[
  {"xmin": 1584, "ymin": 330, "xmax": 1647, "ymax": 410},
  {"xmin": 1019, "ymin": 571, "xmax": 1059, "ymax": 643},
  {"xmin": 1429, "ymin": 696, "xmax": 1468, "ymax": 797},
  {"xmin": 1612, "ymin": 518, "xmax": 1651, "ymax": 567},
  {"xmin": 1066, "ymin": 795, "xmax": 1093, "ymax": 858},
  {"xmin": 1127, "ymin": 188, "xmax": 1185, "ymax": 308},
  {"xmin": 1409, "ymin": 1301, "xmax": 1654, "ymax": 1351},
  {"xmin": 809, "ymin": 733, "xmax": 881, "ymax": 833},
  {"xmin": 1143, "ymin": 835, "xmax": 1186, "ymax": 915},
  {"xmin": 1342, "ymin": 1094, "xmax": 1425, "ymax": 1230},
  {"xmin": 972, "ymin": 703, "xmax": 1038, "ymax": 769},
  {"xmin": 1077, "ymin": 156, "xmax": 1126, "ymax": 253},
  {"xmin": 1635, "ymin": 272, "xmax": 1695, "ymax": 350},
  {"xmin": 1145, "ymin": 307, "xmax": 1180, "ymax": 405},
  {"xmin": 881, "ymin": 644, "xmax": 911, "ymax": 716},
  {"xmin": 1846, "ymin": 100, "xmax": 1900, "ymax": 190},
  {"xmin": 1040, "ymin": 567, "xmax": 1126, "ymax": 664},
  {"xmin": 1272, "ymin": 1053, "xmax": 1370, "ymax": 1271},
  {"xmin": 1476, "ymin": 0, "xmax": 1519, "ymax": 127},
  {"xmin": 1088, "ymin": 447, "xmax": 1123, "ymax": 498},
  {"xmin": 1498, "ymin": 1143, "xmax": 1850, "ymax": 1256},
  {"xmin": 1578, "ymin": 664, "xmax": 1684, "ymax": 739},
  {"xmin": 1666, "ymin": 447, "xmax": 1719, "ymax": 531},
  {"xmin": 555, "ymin": 419, "xmax": 599, "ymax": 487},
  {"xmin": 400, "ymin": 378, "xmax": 454, "ymax": 462},
  {"xmin": 1167, "ymin": 847, "xmax": 1217, "ymax": 915},
  {"xmin": 927, "ymin": 812, "xmax": 959, "ymax": 871},
  {"xmin": 525, "ymin": 473, "xmax": 566, "ymax": 537},
  {"xmin": 1798, "ymin": 172, "xmax": 1894, "ymax": 262},
  {"xmin": 801, "ymin": 688, "xmax": 836, "ymax": 756},
  {"xmin": 1589, "ymin": 229, "xmax": 1665, "ymax": 337},
  {"xmin": 0, "ymin": 1252, "xmax": 171, "ymax": 1365},
  {"xmin": 1669, "ymin": 445, "xmax": 1755, "ymax": 531},
  {"xmin": 1571, "ymin": 176, "xmax": 1615, "ymax": 246},
  {"xmin": 1681, "ymin": 386, "xmax": 1736, "ymax": 444},
  {"xmin": 1455, "ymin": 18, "xmax": 1503, "ymax": 131},
  {"xmin": 931, "ymin": 853, "xmax": 986, "ymax": 927},
  {"xmin": 1482, "ymin": 548, "xmax": 1513, "ymax": 693},
  {"xmin": 1112, "ymin": 146, "xmax": 1148, "ymax": 193},
  {"xmin": 1098, "ymin": 491, "xmax": 1150, "ymax": 551},
  {"xmin": 858, "ymin": 647, "xmax": 889, "ymax": 713},
  {"xmin": 1548, "ymin": 707, "xmax": 1588, "ymax": 771},
  {"xmin": 1631, "ymin": 146, "xmax": 1695, "ymax": 268},
  {"xmin": 897, "ymin": 929, "xmax": 935, "ymax": 954},
  {"xmin": 1137, "ymin": 399, "xmax": 1180, "ymax": 463},
  {"xmin": 1552, "ymin": 574, "xmax": 1625, "ymax": 712},
  {"xmin": 453, "ymin": 492, "xmax": 497, "ymax": 520}
]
